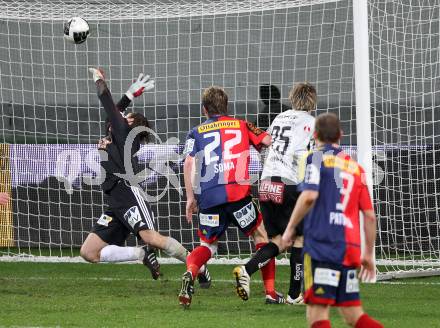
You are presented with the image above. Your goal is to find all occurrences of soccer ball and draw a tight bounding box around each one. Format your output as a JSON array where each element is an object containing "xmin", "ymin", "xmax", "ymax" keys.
[{"xmin": 64, "ymin": 17, "xmax": 89, "ymax": 44}]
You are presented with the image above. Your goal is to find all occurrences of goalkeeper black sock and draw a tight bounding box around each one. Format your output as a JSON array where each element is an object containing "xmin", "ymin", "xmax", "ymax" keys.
[
  {"xmin": 245, "ymin": 242, "xmax": 279, "ymax": 276},
  {"xmin": 288, "ymin": 247, "xmax": 303, "ymax": 298}
]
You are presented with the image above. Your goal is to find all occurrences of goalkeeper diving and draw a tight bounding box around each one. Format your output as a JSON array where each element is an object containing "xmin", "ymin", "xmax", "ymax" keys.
[{"xmin": 80, "ymin": 68, "xmax": 210, "ymax": 287}]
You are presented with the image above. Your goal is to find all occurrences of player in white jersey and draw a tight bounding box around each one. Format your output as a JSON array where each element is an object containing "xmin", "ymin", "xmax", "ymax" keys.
[{"xmin": 257, "ymin": 82, "xmax": 316, "ymax": 304}]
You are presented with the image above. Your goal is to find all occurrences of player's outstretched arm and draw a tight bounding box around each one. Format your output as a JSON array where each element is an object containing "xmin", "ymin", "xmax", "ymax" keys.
[
  {"xmin": 89, "ymin": 68, "xmax": 131, "ymax": 145},
  {"xmin": 184, "ymin": 155, "xmax": 197, "ymax": 223},
  {"xmin": 282, "ymin": 190, "xmax": 318, "ymax": 247},
  {"xmin": 116, "ymin": 73, "xmax": 155, "ymax": 112},
  {"xmin": 359, "ymin": 209, "xmax": 377, "ymax": 282}
]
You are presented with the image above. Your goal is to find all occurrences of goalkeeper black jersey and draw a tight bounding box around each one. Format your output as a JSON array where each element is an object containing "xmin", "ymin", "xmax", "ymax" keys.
[{"xmin": 95, "ymin": 80, "xmax": 143, "ymax": 194}]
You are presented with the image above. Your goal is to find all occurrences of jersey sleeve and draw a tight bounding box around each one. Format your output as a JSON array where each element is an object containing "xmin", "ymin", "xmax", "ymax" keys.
[
  {"xmin": 298, "ymin": 153, "xmax": 321, "ymax": 192},
  {"xmin": 115, "ymin": 94, "xmax": 132, "ymax": 113},
  {"xmin": 96, "ymin": 80, "xmax": 129, "ymax": 144},
  {"xmin": 359, "ymin": 170, "xmax": 373, "ymax": 211},
  {"xmin": 184, "ymin": 129, "xmax": 197, "ymax": 157},
  {"xmin": 245, "ymin": 121, "xmax": 268, "ymax": 147}
]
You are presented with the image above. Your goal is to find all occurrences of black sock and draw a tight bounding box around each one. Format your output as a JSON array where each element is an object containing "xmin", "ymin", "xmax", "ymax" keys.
[
  {"xmin": 288, "ymin": 247, "xmax": 303, "ymax": 298},
  {"xmin": 244, "ymin": 242, "xmax": 279, "ymax": 276}
]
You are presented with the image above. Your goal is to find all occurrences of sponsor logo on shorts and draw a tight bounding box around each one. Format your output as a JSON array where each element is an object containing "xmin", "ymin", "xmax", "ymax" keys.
[
  {"xmin": 346, "ymin": 269, "xmax": 360, "ymax": 293},
  {"xmin": 233, "ymin": 202, "xmax": 256, "ymax": 228},
  {"xmin": 123, "ymin": 206, "xmax": 143, "ymax": 229},
  {"xmin": 199, "ymin": 213, "xmax": 220, "ymax": 227},
  {"xmin": 314, "ymin": 268, "xmax": 340, "ymax": 287},
  {"xmin": 315, "ymin": 287, "xmax": 325, "ymax": 295},
  {"xmin": 97, "ymin": 214, "xmax": 112, "ymax": 227},
  {"xmin": 259, "ymin": 180, "xmax": 285, "ymax": 204}
]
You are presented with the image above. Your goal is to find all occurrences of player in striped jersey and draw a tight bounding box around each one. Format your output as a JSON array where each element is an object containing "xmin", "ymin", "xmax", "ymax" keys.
[
  {"xmin": 282, "ymin": 113, "xmax": 383, "ymax": 328},
  {"xmin": 179, "ymin": 86, "xmax": 276, "ymax": 307}
]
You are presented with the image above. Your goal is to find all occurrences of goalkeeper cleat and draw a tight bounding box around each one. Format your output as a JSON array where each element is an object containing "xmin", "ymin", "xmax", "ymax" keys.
[
  {"xmin": 233, "ymin": 265, "xmax": 250, "ymax": 301},
  {"xmin": 265, "ymin": 291, "xmax": 286, "ymax": 304},
  {"xmin": 178, "ymin": 271, "xmax": 194, "ymax": 309},
  {"xmin": 142, "ymin": 245, "xmax": 161, "ymax": 280},
  {"xmin": 197, "ymin": 265, "xmax": 212, "ymax": 289},
  {"xmin": 286, "ymin": 293, "xmax": 304, "ymax": 305}
]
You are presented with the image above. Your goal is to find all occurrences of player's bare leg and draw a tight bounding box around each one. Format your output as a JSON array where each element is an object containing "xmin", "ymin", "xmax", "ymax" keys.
[
  {"xmin": 80, "ymin": 233, "xmax": 108, "ymax": 263},
  {"xmin": 251, "ymin": 222, "xmax": 269, "ymax": 245},
  {"xmin": 81, "ymin": 233, "xmax": 156, "ymax": 280},
  {"xmin": 338, "ymin": 306, "xmax": 363, "ymax": 326},
  {"xmin": 138, "ymin": 230, "xmax": 186, "ymax": 261},
  {"xmin": 307, "ymin": 304, "xmax": 331, "ymax": 328},
  {"xmin": 338, "ymin": 306, "xmax": 383, "ymax": 328}
]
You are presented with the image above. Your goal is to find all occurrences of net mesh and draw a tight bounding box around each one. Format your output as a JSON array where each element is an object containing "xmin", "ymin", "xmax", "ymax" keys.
[
  {"xmin": 0, "ymin": 0, "xmax": 355, "ymax": 259},
  {"xmin": 0, "ymin": 0, "xmax": 439, "ymax": 277},
  {"xmin": 369, "ymin": 0, "xmax": 440, "ymax": 276}
]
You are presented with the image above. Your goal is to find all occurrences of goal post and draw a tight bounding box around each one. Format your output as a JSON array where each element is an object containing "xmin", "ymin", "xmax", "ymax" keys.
[
  {"xmin": 0, "ymin": 0, "xmax": 439, "ymax": 279},
  {"xmin": 353, "ymin": 0, "xmax": 376, "ymax": 282}
]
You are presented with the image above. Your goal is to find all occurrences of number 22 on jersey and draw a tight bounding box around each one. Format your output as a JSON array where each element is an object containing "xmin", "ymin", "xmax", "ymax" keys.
[{"xmin": 203, "ymin": 130, "xmax": 242, "ymax": 164}]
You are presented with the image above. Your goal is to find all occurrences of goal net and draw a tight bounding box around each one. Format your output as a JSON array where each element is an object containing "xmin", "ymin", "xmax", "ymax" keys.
[
  {"xmin": 369, "ymin": 0, "xmax": 440, "ymax": 278},
  {"xmin": 0, "ymin": 0, "xmax": 438, "ymax": 278}
]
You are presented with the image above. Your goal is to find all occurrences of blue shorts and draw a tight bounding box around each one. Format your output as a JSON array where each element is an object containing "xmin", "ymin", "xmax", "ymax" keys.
[
  {"xmin": 303, "ymin": 252, "xmax": 361, "ymax": 307},
  {"xmin": 197, "ymin": 196, "xmax": 262, "ymax": 244}
]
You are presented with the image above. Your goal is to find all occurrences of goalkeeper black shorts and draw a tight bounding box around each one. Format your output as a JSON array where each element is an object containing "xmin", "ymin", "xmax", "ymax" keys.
[{"xmin": 92, "ymin": 181, "xmax": 156, "ymax": 245}]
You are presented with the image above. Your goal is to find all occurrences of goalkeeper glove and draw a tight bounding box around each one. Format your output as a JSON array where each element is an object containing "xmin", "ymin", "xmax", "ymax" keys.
[
  {"xmin": 125, "ymin": 73, "xmax": 155, "ymax": 100},
  {"xmin": 88, "ymin": 67, "xmax": 105, "ymax": 82}
]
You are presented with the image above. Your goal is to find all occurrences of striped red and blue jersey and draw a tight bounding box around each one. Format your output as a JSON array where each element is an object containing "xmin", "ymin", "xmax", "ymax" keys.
[
  {"xmin": 299, "ymin": 144, "xmax": 373, "ymax": 267},
  {"xmin": 185, "ymin": 115, "xmax": 268, "ymax": 210}
]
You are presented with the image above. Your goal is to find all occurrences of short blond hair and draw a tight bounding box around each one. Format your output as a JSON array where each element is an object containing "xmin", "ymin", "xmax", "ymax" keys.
[
  {"xmin": 288, "ymin": 82, "xmax": 317, "ymax": 112},
  {"xmin": 202, "ymin": 86, "xmax": 228, "ymax": 117}
]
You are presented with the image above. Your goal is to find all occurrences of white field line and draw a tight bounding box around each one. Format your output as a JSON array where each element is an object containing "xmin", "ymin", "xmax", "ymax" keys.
[{"xmin": 1, "ymin": 275, "xmax": 440, "ymax": 286}]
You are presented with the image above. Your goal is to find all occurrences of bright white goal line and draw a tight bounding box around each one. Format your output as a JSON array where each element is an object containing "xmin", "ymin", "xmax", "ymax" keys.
[
  {"xmin": 0, "ymin": 255, "xmax": 256, "ymax": 265},
  {"xmin": 2, "ymin": 254, "xmax": 440, "ymax": 267},
  {"xmin": 2, "ymin": 255, "xmax": 440, "ymax": 281},
  {"xmin": 0, "ymin": 0, "xmax": 343, "ymax": 21}
]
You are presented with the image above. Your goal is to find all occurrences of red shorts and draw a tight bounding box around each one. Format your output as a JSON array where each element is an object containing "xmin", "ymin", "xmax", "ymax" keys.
[{"xmin": 303, "ymin": 252, "xmax": 362, "ymax": 307}]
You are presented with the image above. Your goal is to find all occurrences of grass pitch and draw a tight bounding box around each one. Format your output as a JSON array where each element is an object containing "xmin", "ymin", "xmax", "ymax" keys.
[{"xmin": 0, "ymin": 262, "xmax": 439, "ymax": 327}]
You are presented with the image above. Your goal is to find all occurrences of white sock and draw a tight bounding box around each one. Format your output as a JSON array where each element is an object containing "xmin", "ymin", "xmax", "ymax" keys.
[
  {"xmin": 99, "ymin": 245, "xmax": 143, "ymax": 262},
  {"xmin": 163, "ymin": 237, "xmax": 188, "ymax": 263}
]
